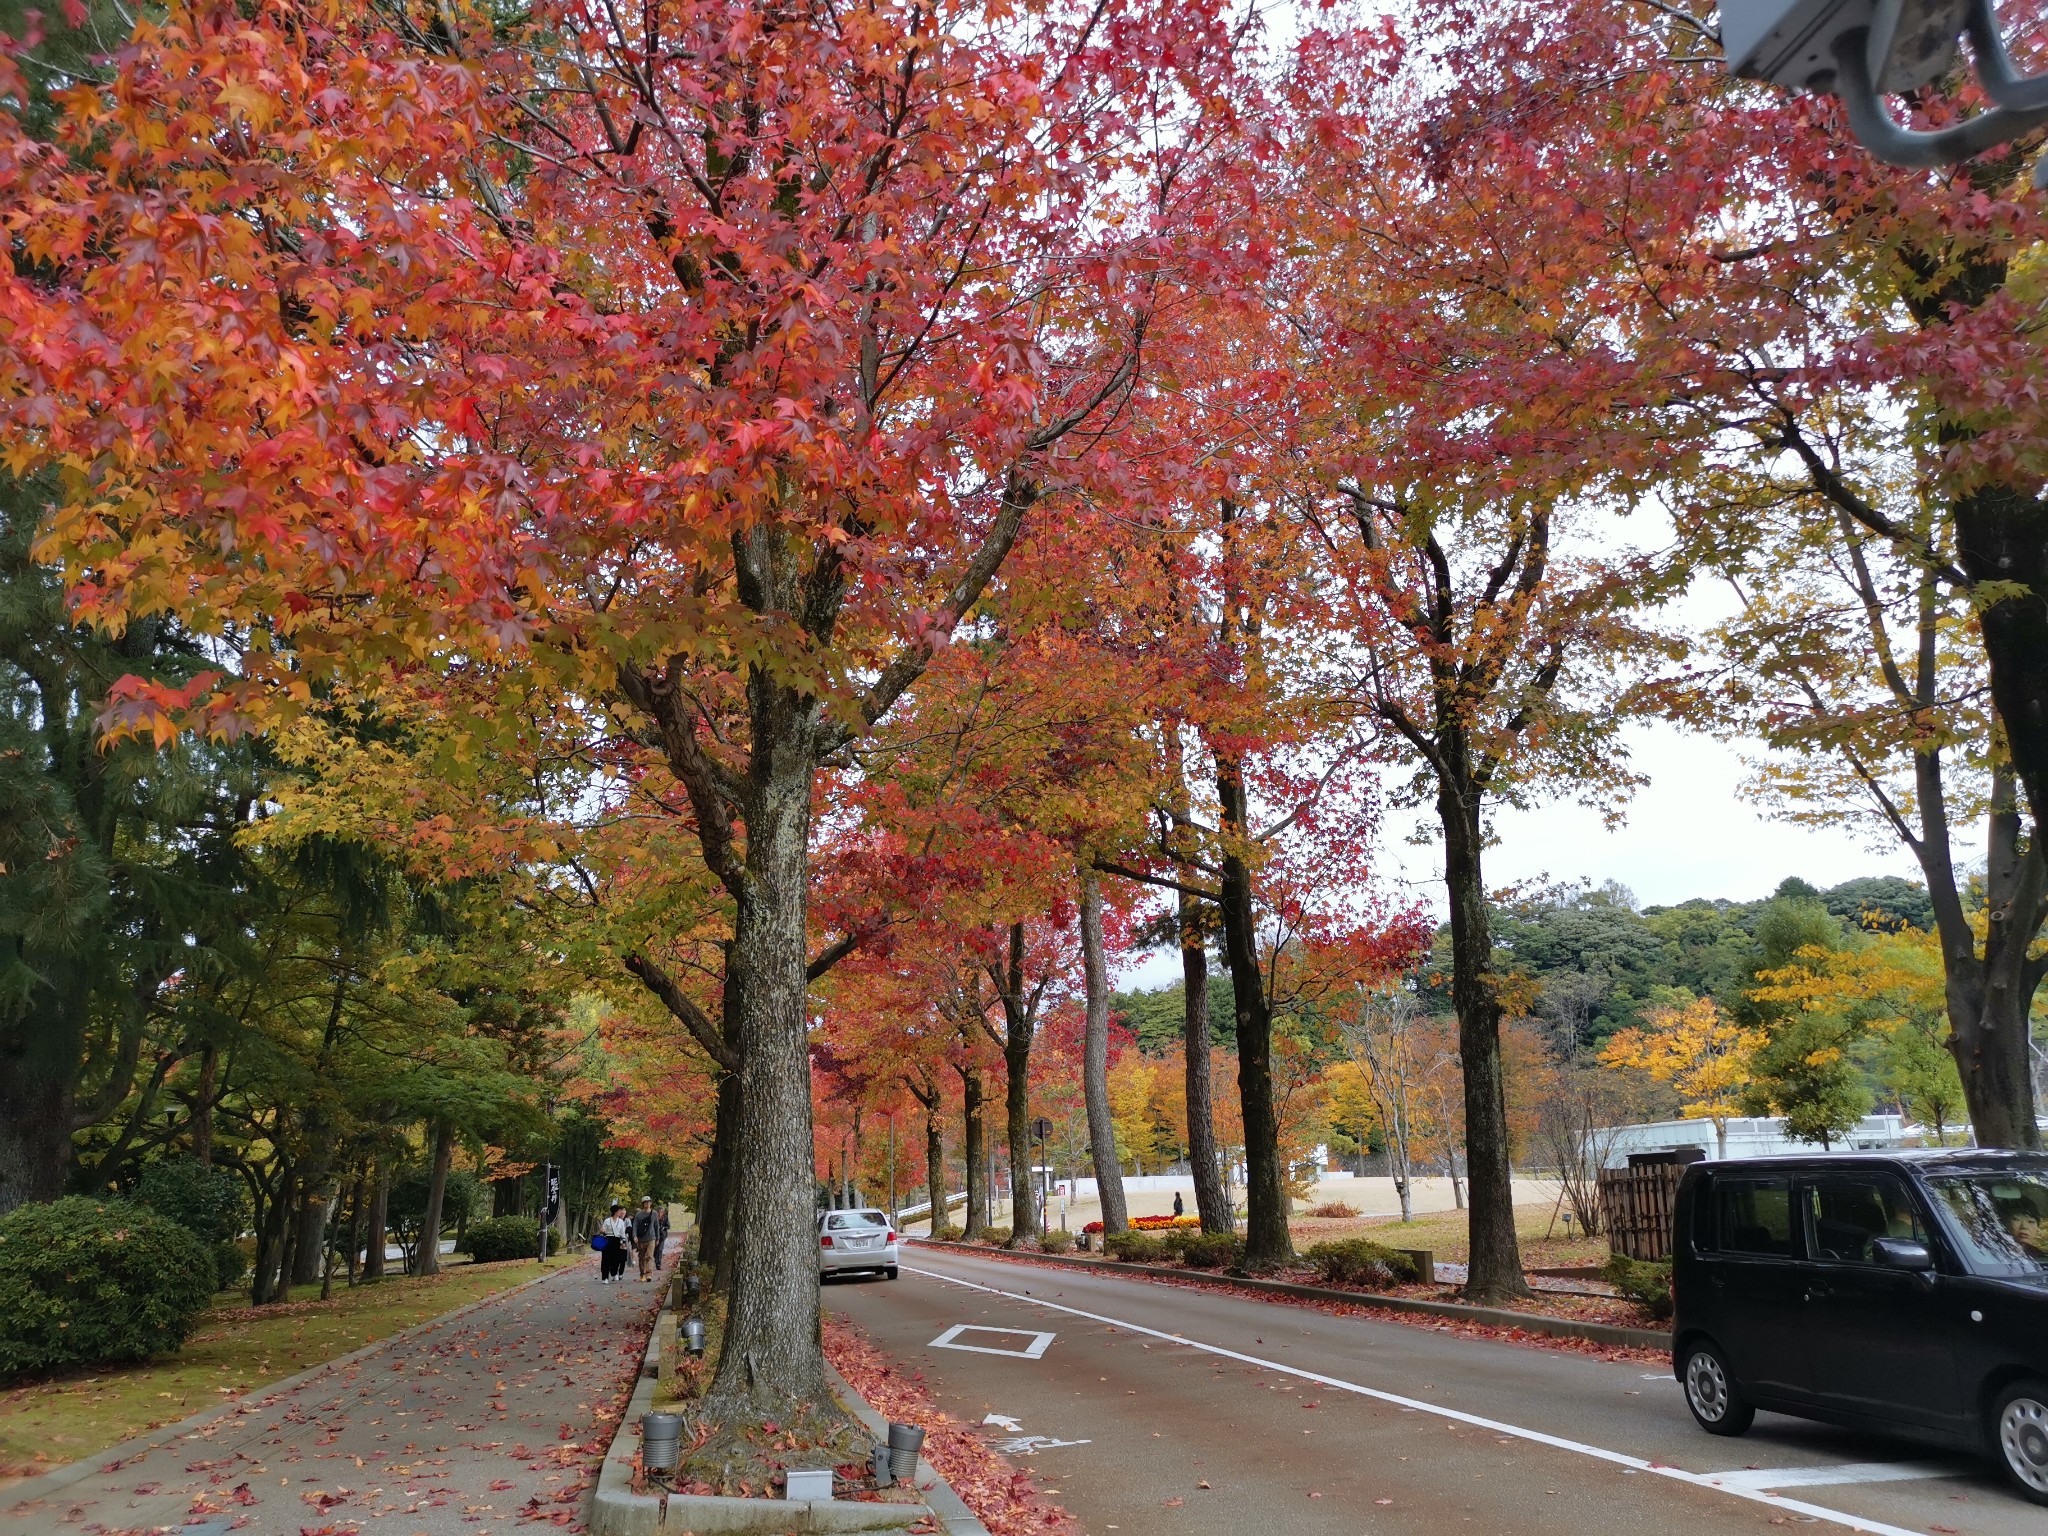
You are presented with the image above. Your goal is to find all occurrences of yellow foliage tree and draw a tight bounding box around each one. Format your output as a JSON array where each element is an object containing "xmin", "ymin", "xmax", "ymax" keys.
[{"xmin": 1599, "ymin": 997, "xmax": 1764, "ymax": 1158}]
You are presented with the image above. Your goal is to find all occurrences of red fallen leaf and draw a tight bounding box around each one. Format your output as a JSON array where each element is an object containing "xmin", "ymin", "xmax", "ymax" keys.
[
  {"xmin": 1163, "ymin": 1496, "xmax": 1184, "ymax": 1507},
  {"xmin": 231, "ymin": 1483, "xmax": 258, "ymax": 1505},
  {"xmin": 490, "ymin": 1480, "xmax": 516, "ymax": 1491}
]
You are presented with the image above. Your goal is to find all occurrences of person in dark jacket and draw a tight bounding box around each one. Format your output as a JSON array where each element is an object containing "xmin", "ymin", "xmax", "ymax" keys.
[
  {"xmin": 631, "ymin": 1197, "xmax": 658, "ymax": 1281},
  {"xmin": 653, "ymin": 1206, "xmax": 671, "ymax": 1269}
]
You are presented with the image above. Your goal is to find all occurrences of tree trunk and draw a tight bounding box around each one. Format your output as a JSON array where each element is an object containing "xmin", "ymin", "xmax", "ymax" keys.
[
  {"xmin": 701, "ymin": 756, "xmax": 832, "ymax": 1421},
  {"xmin": 1955, "ymin": 484, "xmax": 2048, "ymax": 849},
  {"xmin": 191, "ymin": 1043, "xmax": 219, "ymax": 1168},
  {"xmin": 1180, "ymin": 893, "xmax": 1232, "ymax": 1235},
  {"xmin": 363, "ymin": 1157, "xmax": 389, "ymax": 1281},
  {"xmin": 1939, "ymin": 781, "xmax": 2046, "ymax": 1148},
  {"xmin": 0, "ymin": 1068, "xmax": 72, "ymax": 1216},
  {"xmin": 924, "ymin": 1109, "xmax": 944, "ymax": 1237},
  {"xmin": 958, "ymin": 1065, "xmax": 988, "ymax": 1241},
  {"xmin": 1078, "ymin": 871, "xmax": 1129, "ymax": 1235},
  {"xmin": 345, "ymin": 1171, "xmax": 366, "ymax": 1285},
  {"xmin": 697, "ymin": 1066, "xmax": 741, "ymax": 1288},
  {"xmin": 1215, "ymin": 752, "xmax": 1290, "ymax": 1267},
  {"xmin": 415, "ymin": 1121, "xmax": 454, "ymax": 1278},
  {"xmin": 291, "ymin": 1192, "xmax": 329, "ymax": 1286},
  {"xmin": 1439, "ymin": 776, "xmax": 1527, "ymax": 1302}
]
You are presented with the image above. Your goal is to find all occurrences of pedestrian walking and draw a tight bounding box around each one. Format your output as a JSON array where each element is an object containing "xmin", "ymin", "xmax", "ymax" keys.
[
  {"xmin": 632, "ymin": 1196, "xmax": 658, "ymax": 1281},
  {"xmin": 653, "ymin": 1205, "xmax": 671, "ymax": 1269},
  {"xmin": 599, "ymin": 1204, "xmax": 630, "ymax": 1282},
  {"xmin": 1172, "ymin": 1191, "xmax": 1184, "ymax": 1218}
]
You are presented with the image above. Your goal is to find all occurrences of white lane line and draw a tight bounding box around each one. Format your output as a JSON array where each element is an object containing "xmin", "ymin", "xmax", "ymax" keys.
[
  {"xmin": 903, "ymin": 1262, "xmax": 1930, "ymax": 1536},
  {"xmin": 1702, "ymin": 1462, "xmax": 1961, "ymax": 1491}
]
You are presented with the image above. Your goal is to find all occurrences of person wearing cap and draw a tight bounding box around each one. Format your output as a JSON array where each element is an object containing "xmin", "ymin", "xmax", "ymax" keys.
[{"xmin": 631, "ymin": 1196, "xmax": 659, "ymax": 1280}]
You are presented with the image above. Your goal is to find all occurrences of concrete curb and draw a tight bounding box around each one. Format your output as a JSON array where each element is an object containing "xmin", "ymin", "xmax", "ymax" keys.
[
  {"xmin": 0, "ymin": 1261, "xmax": 569, "ymax": 1506},
  {"xmin": 822, "ymin": 1360, "xmax": 990, "ymax": 1536},
  {"xmin": 586, "ymin": 1320, "xmax": 986, "ymax": 1534},
  {"xmin": 911, "ymin": 1239, "xmax": 1675, "ymax": 1352}
]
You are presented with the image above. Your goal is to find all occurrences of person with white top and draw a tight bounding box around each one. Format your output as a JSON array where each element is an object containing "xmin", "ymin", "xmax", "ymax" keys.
[{"xmin": 598, "ymin": 1204, "xmax": 631, "ymax": 1282}]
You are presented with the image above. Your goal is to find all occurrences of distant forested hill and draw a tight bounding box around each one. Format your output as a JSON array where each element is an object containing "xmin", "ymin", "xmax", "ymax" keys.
[{"xmin": 1113, "ymin": 874, "xmax": 1935, "ymax": 1055}]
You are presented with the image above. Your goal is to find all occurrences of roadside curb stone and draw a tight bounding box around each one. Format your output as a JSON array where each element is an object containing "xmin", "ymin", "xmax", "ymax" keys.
[
  {"xmin": 911, "ymin": 1238, "xmax": 1675, "ymax": 1352},
  {"xmin": 585, "ymin": 1312, "xmax": 990, "ymax": 1535}
]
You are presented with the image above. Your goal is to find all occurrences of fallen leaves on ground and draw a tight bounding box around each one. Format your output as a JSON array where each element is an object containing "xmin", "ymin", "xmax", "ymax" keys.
[{"xmin": 824, "ymin": 1318, "xmax": 1082, "ymax": 1536}]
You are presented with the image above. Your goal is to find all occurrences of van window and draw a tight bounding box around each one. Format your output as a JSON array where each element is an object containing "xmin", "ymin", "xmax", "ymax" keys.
[
  {"xmin": 1802, "ymin": 1177, "xmax": 1924, "ymax": 1263},
  {"xmin": 1690, "ymin": 1173, "xmax": 1717, "ymax": 1253},
  {"xmin": 1717, "ymin": 1176, "xmax": 1794, "ymax": 1257}
]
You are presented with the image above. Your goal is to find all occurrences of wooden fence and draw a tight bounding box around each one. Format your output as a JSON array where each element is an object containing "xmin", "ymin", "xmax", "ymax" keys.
[{"xmin": 1598, "ymin": 1164, "xmax": 1685, "ymax": 1261}]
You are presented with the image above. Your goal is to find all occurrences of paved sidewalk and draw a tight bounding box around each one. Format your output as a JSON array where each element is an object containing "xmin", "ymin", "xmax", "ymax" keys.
[{"xmin": 1, "ymin": 1257, "xmax": 662, "ymax": 1536}]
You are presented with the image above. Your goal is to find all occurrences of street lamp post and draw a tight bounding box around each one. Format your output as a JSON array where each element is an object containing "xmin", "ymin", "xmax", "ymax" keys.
[{"xmin": 1721, "ymin": 0, "xmax": 2048, "ymax": 179}]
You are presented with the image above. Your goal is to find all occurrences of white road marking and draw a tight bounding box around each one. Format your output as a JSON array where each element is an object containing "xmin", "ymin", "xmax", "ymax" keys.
[
  {"xmin": 929, "ymin": 1324, "xmax": 1055, "ymax": 1360},
  {"xmin": 903, "ymin": 1262, "xmax": 1934, "ymax": 1536},
  {"xmin": 998, "ymin": 1434, "xmax": 1094, "ymax": 1455},
  {"xmin": 1702, "ymin": 1462, "xmax": 1962, "ymax": 1491}
]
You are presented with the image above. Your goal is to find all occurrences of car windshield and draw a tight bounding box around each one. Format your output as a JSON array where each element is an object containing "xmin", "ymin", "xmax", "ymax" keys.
[
  {"xmin": 1927, "ymin": 1171, "xmax": 2048, "ymax": 1277},
  {"xmin": 825, "ymin": 1211, "xmax": 888, "ymax": 1231}
]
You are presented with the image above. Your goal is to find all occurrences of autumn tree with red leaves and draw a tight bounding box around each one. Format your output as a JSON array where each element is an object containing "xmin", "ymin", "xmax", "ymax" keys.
[{"xmin": 0, "ymin": 0, "xmax": 1250, "ymax": 1427}]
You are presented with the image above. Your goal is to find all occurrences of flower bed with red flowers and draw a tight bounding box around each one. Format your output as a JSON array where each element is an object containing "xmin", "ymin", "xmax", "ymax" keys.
[{"xmin": 1079, "ymin": 1213, "xmax": 1198, "ymax": 1234}]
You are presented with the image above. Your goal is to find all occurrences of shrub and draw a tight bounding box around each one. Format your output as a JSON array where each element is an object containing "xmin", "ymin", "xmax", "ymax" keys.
[
  {"xmin": 1303, "ymin": 1239, "xmax": 1418, "ymax": 1290},
  {"xmin": 978, "ymin": 1226, "xmax": 1012, "ymax": 1246},
  {"xmin": 1178, "ymin": 1232, "xmax": 1243, "ymax": 1270},
  {"xmin": 1305, "ymin": 1200, "xmax": 1360, "ymax": 1219},
  {"xmin": 1103, "ymin": 1231, "xmax": 1167, "ymax": 1264},
  {"xmin": 135, "ymin": 1158, "xmax": 248, "ymax": 1292},
  {"xmin": 930, "ymin": 1223, "xmax": 962, "ymax": 1241},
  {"xmin": 461, "ymin": 1217, "xmax": 560, "ymax": 1264},
  {"xmin": 1039, "ymin": 1230, "xmax": 1074, "ymax": 1254},
  {"xmin": 1602, "ymin": 1254, "xmax": 1674, "ymax": 1321},
  {"xmin": 0, "ymin": 1197, "xmax": 216, "ymax": 1380}
]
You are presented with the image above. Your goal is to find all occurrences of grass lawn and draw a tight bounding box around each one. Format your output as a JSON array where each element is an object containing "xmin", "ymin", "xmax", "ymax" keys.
[
  {"xmin": 0, "ymin": 1252, "xmax": 585, "ymax": 1480},
  {"xmin": 1290, "ymin": 1201, "xmax": 1612, "ymax": 1269}
]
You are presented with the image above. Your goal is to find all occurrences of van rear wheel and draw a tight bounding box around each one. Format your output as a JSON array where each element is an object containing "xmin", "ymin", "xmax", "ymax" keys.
[
  {"xmin": 1682, "ymin": 1340, "xmax": 1754, "ymax": 1436},
  {"xmin": 1993, "ymin": 1379, "xmax": 2048, "ymax": 1505}
]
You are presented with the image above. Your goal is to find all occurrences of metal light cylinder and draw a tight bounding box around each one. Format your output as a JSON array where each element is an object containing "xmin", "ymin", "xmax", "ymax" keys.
[
  {"xmin": 886, "ymin": 1421, "xmax": 926, "ymax": 1479},
  {"xmin": 641, "ymin": 1412, "xmax": 683, "ymax": 1475},
  {"xmin": 683, "ymin": 1316, "xmax": 707, "ymax": 1355}
]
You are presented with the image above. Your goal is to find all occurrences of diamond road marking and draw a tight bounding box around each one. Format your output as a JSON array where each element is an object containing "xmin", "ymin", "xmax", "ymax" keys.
[
  {"xmin": 1700, "ymin": 1462, "xmax": 1963, "ymax": 1491},
  {"xmin": 929, "ymin": 1324, "xmax": 1055, "ymax": 1359}
]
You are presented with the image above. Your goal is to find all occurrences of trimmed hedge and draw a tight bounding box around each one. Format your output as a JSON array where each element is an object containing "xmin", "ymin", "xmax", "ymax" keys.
[
  {"xmin": 1302, "ymin": 1238, "xmax": 1418, "ymax": 1290},
  {"xmin": 460, "ymin": 1216, "xmax": 561, "ymax": 1264},
  {"xmin": 1601, "ymin": 1254, "xmax": 1673, "ymax": 1321},
  {"xmin": 1177, "ymin": 1232, "xmax": 1243, "ymax": 1270},
  {"xmin": 1038, "ymin": 1230, "xmax": 1074, "ymax": 1254},
  {"xmin": 1103, "ymin": 1230, "xmax": 1167, "ymax": 1263},
  {"xmin": 0, "ymin": 1197, "xmax": 216, "ymax": 1380}
]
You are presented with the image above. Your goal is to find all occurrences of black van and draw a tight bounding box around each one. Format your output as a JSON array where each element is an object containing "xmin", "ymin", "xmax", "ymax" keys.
[{"xmin": 1671, "ymin": 1150, "xmax": 2048, "ymax": 1504}]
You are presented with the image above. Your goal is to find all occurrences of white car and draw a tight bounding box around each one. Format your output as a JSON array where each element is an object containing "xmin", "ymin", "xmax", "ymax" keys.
[{"xmin": 818, "ymin": 1208, "xmax": 900, "ymax": 1281}]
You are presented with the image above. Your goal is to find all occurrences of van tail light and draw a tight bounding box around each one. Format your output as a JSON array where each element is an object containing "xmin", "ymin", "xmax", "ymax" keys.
[{"xmin": 820, "ymin": 1235, "xmax": 834, "ymax": 1248}]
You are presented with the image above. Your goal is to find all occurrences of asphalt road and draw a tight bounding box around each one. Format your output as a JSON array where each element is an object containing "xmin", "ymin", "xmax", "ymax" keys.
[{"xmin": 822, "ymin": 1244, "xmax": 2038, "ymax": 1536}]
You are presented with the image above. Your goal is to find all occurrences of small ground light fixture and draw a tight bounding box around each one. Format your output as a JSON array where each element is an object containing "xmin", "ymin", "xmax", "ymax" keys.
[
  {"xmin": 1720, "ymin": 0, "xmax": 2048, "ymax": 178},
  {"xmin": 682, "ymin": 1316, "xmax": 707, "ymax": 1356}
]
